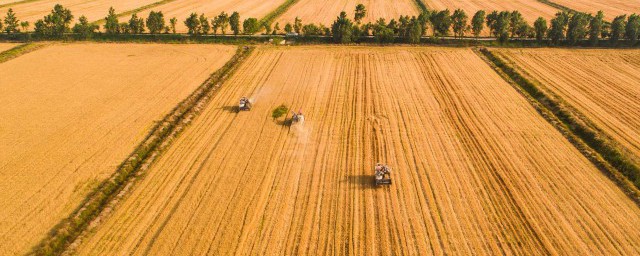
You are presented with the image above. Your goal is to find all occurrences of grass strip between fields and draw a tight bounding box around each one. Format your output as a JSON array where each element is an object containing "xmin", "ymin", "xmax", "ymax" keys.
[
  {"xmin": 31, "ymin": 45, "xmax": 255, "ymax": 256},
  {"xmin": 536, "ymin": 0, "xmax": 579, "ymax": 14},
  {"xmin": 476, "ymin": 48, "xmax": 640, "ymax": 206},
  {"xmin": 0, "ymin": 43, "xmax": 47, "ymax": 64},
  {"xmin": 92, "ymin": 0, "xmax": 179, "ymax": 25},
  {"xmin": 259, "ymin": 0, "xmax": 300, "ymax": 25},
  {"xmin": 412, "ymin": 0, "xmax": 428, "ymax": 13}
]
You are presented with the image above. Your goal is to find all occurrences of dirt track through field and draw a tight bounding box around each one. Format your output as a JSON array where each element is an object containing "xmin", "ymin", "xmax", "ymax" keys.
[
  {"xmin": 0, "ymin": 43, "xmax": 18, "ymax": 52},
  {"xmin": 549, "ymin": 0, "xmax": 640, "ymax": 18},
  {"xmin": 0, "ymin": 0, "xmax": 159, "ymax": 29},
  {"xmin": 422, "ymin": 0, "xmax": 557, "ymax": 23},
  {"xmin": 135, "ymin": 0, "xmax": 285, "ymax": 33},
  {"xmin": 0, "ymin": 43, "xmax": 234, "ymax": 255},
  {"xmin": 494, "ymin": 48, "xmax": 640, "ymax": 164},
  {"xmin": 75, "ymin": 46, "xmax": 640, "ymax": 255},
  {"xmin": 278, "ymin": 0, "xmax": 419, "ymax": 26}
]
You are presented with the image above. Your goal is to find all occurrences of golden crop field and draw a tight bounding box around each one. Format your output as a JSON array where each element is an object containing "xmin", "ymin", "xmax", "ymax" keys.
[
  {"xmin": 0, "ymin": 43, "xmax": 234, "ymax": 255},
  {"xmin": 550, "ymin": 0, "xmax": 640, "ymax": 18},
  {"xmin": 421, "ymin": 0, "xmax": 557, "ymax": 23},
  {"xmin": 0, "ymin": 43, "xmax": 18, "ymax": 52},
  {"xmin": 494, "ymin": 48, "xmax": 640, "ymax": 163},
  {"xmin": 0, "ymin": 0, "xmax": 159, "ymax": 27},
  {"xmin": 75, "ymin": 47, "xmax": 640, "ymax": 255},
  {"xmin": 135, "ymin": 0, "xmax": 285, "ymax": 33},
  {"xmin": 278, "ymin": 0, "xmax": 419, "ymax": 26}
]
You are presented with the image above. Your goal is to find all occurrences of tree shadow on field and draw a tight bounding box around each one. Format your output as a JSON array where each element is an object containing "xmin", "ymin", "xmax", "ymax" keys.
[
  {"xmin": 347, "ymin": 175, "xmax": 375, "ymax": 190},
  {"xmin": 276, "ymin": 118, "xmax": 293, "ymax": 127},
  {"xmin": 221, "ymin": 106, "xmax": 240, "ymax": 113}
]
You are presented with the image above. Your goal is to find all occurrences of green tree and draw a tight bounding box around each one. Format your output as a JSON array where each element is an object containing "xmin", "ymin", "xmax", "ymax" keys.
[
  {"xmin": 451, "ymin": 9, "xmax": 468, "ymax": 38},
  {"xmin": 146, "ymin": 11, "xmax": 165, "ymax": 34},
  {"xmin": 262, "ymin": 22, "xmax": 272, "ymax": 34},
  {"xmin": 373, "ymin": 18, "xmax": 394, "ymax": 43},
  {"xmin": 567, "ymin": 12, "xmax": 590, "ymax": 45},
  {"xmin": 407, "ymin": 17, "xmax": 422, "ymax": 43},
  {"xmin": 20, "ymin": 21, "xmax": 29, "ymax": 32},
  {"xmin": 431, "ymin": 9, "xmax": 452, "ymax": 37},
  {"xmin": 128, "ymin": 13, "xmax": 144, "ymax": 34},
  {"xmin": 626, "ymin": 14, "xmax": 640, "ymax": 45},
  {"xmin": 4, "ymin": 9, "xmax": 19, "ymax": 33},
  {"xmin": 294, "ymin": 16, "xmax": 302, "ymax": 33},
  {"xmin": 355, "ymin": 4, "xmax": 366, "ymax": 24},
  {"xmin": 331, "ymin": 11, "xmax": 354, "ymax": 43},
  {"xmin": 417, "ymin": 11, "xmax": 430, "ymax": 36},
  {"xmin": 184, "ymin": 13, "xmax": 201, "ymax": 34},
  {"xmin": 284, "ymin": 23, "xmax": 292, "ymax": 33},
  {"xmin": 34, "ymin": 4, "xmax": 73, "ymax": 37},
  {"xmin": 495, "ymin": 11, "xmax": 511, "ymax": 43},
  {"xmin": 229, "ymin": 11, "xmax": 240, "ymax": 35},
  {"xmin": 169, "ymin": 17, "xmax": 177, "ymax": 33},
  {"xmin": 471, "ymin": 10, "xmax": 485, "ymax": 39},
  {"xmin": 72, "ymin": 15, "xmax": 97, "ymax": 38},
  {"xmin": 534, "ymin": 17, "xmax": 547, "ymax": 43},
  {"xmin": 610, "ymin": 14, "xmax": 626, "ymax": 45},
  {"xmin": 200, "ymin": 14, "xmax": 210, "ymax": 34},
  {"xmin": 217, "ymin": 12, "xmax": 229, "ymax": 34},
  {"xmin": 548, "ymin": 12, "xmax": 569, "ymax": 44},
  {"xmin": 509, "ymin": 11, "xmax": 524, "ymax": 37},
  {"xmin": 274, "ymin": 22, "xmax": 280, "ymax": 33},
  {"xmin": 486, "ymin": 11, "xmax": 498, "ymax": 36},
  {"xmin": 302, "ymin": 23, "xmax": 322, "ymax": 35},
  {"xmin": 589, "ymin": 11, "xmax": 604, "ymax": 45},
  {"xmin": 104, "ymin": 7, "xmax": 119, "ymax": 34},
  {"xmin": 243, "ymin": 18, "xmax": 259, "ymax": 34}
]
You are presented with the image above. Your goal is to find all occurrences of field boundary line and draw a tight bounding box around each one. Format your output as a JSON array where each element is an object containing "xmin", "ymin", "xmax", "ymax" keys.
[
  {"xmin": 535, "ymin": 0, "xmax": 576, "ymax": 13},
  {"xmin": 0, "ymin": 0, "xmax": 42, "ymax": 9},
  {"xmin": 259, "ymin": 0, "xmax": 300, "ymax": 25},
  {"xmin": 474, "ymin": 47, "xmax": 640, "ymax": 207},
  {"xmin": 91, "ymin": 0, "xmax": 179, "ymax": 25},
  {"xmin": 30, "ymin": 45, "xmax": 255, "ymax": 256},
  {"xmin": 0, "ymin": 42, "xmax": 47, "ymax": 63},
  {"xmin": 412, "ymin": 0, "xmax": 428, "ymax": 13}
]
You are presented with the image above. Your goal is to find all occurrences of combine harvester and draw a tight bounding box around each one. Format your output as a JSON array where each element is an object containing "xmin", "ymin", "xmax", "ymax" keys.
[
  {"xmin": 239, "ymin": 97, "xmax": 252, "ymax": 111},
  {"xmin": 291, "ymin": 110, "xmax": 304, "ymax": 125},
  {"xmin": 374, "ymin": 163, "xmax": 392, "ymax": 185}
]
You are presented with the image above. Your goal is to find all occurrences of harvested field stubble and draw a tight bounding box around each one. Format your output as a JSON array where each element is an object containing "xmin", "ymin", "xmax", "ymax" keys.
[
  {"xmin": 0, "ymin": 0, "xmax": 159, "ymax": 27},
  {"xmin": 135, "ymin": 0, "xmax": 285, "ymax": 33},
  {"xmin": 0, "ymin": 43, "xmax": 19, "ymax": 52},
  {"xmin": 77, "ymin": 46, "xmax": 640, "ymax": 255},
  {"xmin": 548, "ymin": 0, "xmax": 640, "ymax": 18},
  {"xmin": 0, "ymin": 43, "xmax": 235, "ymax": 255},
  {"xmin": 421, "ymin": 0, "xmax": 557, "ymax": 23},
  {"xmin": 278, "ymin": 0, "xmax": 419, "ymax": 25},
  {"xmin": 494, "ymin": 49, "xmax": 640, "ymax": 166}
]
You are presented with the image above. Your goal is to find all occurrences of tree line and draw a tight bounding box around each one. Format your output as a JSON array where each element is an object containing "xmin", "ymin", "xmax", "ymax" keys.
[
  {"xmin": 322, "ymin": 5, "xmax": 640, "ymax": 45},
  {"xmin": 0, "ymin": 4, "xmax": 638, "ymax": 46}
]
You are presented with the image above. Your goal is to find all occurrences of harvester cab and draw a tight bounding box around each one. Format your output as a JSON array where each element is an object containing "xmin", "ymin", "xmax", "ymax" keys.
[
  {"xmin": 239, "ymin": 97, "xmax": 252, "ymax": 111},
  {"xmin": 291, "ymin": 110, "xmax": 304, "ymax": 124},
  {"xmin": 374, "ymin": 163, "xmax": 392, "ymax": 185}
]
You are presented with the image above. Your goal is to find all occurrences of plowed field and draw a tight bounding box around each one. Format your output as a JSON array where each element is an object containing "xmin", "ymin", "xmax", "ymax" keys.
[
  {"xmin": 76, "ymin": 46, "xmax": 640, "ymax": 255},
  {"xmin": 550, "ymin": 0, "xmax": 640, "ymax": 18},
  {"xmin": 494, "ymin": 48, "xmax": 640, "ymax": 163},
  {"xmin": 0, "ymin": 43, "xmax": 234, "ymax": 255},
  {"xmin": 0, "ymin": 0, "xmax": 159, "ymax": 28},
  {"xmin": 135, "ymin": 0, "xmax": 285, "ymax": 33},
  {"xmin": 278, "ymin": 0, "xmax": 418, "ymax": 26},
  {"xmin": 421, "ymin": 0, "xmax": 557, "ymax": 23}
]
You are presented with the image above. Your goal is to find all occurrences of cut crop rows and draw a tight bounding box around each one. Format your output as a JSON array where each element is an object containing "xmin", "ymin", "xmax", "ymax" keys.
[{"xmin": 75, "ymin": 46, "xmax": 640, "ymax": 255}]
